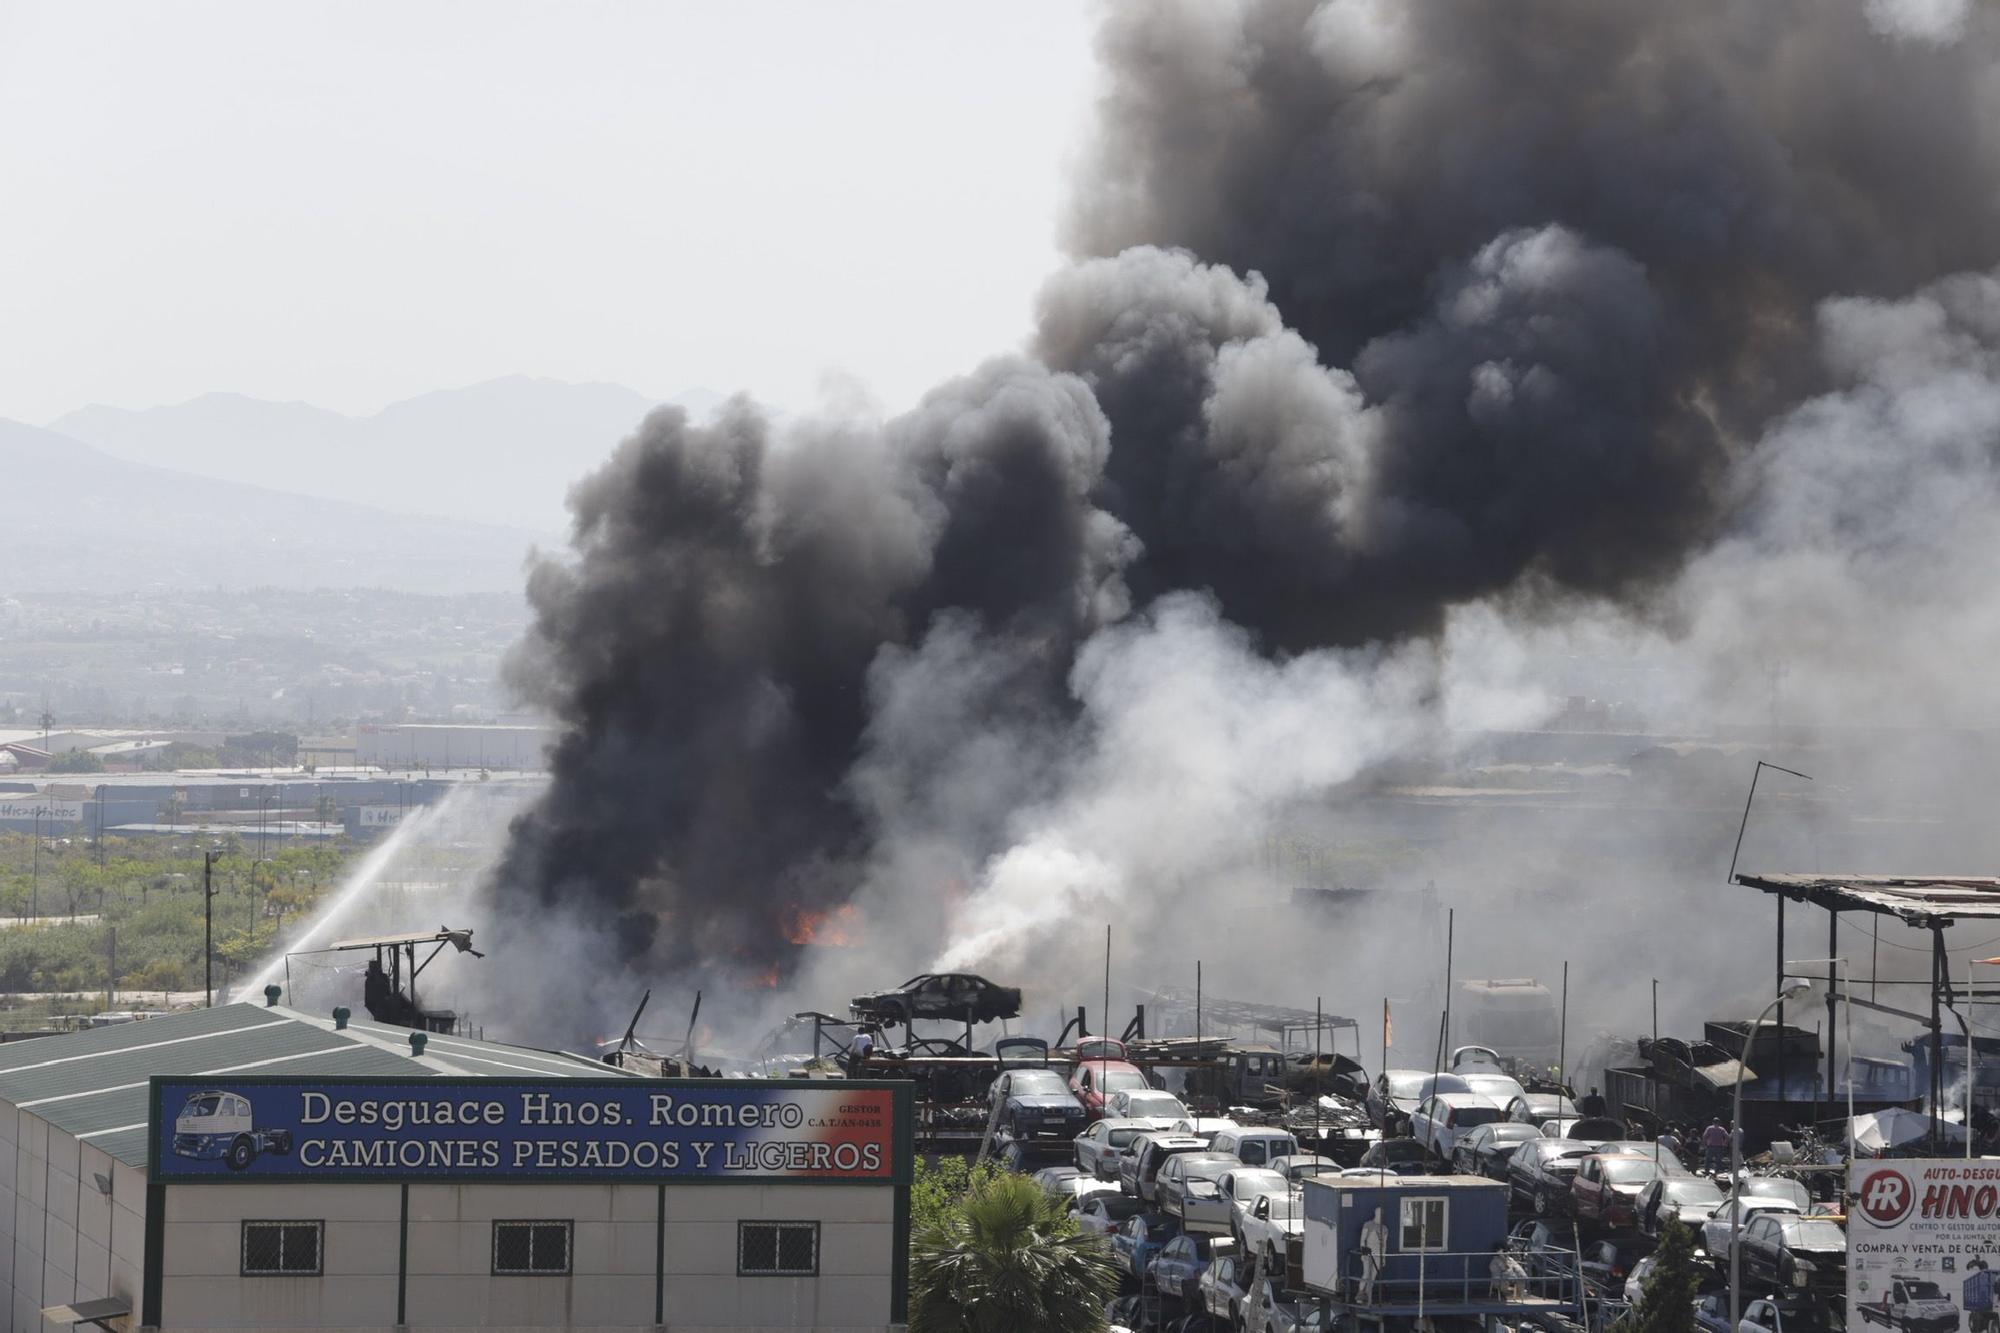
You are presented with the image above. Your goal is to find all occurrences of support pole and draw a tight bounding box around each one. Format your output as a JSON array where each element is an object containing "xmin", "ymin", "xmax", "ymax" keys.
[
  {"xmin": 1784, "ymin": 892, "xmax": 1800, "ymax": 1096},
  {"xmin": 1933, "ymin": 926, "xmax": 1947, "ymax": 1149},
  {"xmin": 1827, "ymin": 910, "xmax": 1839, "ymax": 1102},
  {"xmin": 203, "ymin": 850, "xmax": 219, "ymax": 1008},
  {"xmin": 1443, "ymin": 908, "xmax": 1455, "ymax": 1055},
  {"xmin": 1559, "ymin": 961, "xmax": 1569, "ymax": 1091}
]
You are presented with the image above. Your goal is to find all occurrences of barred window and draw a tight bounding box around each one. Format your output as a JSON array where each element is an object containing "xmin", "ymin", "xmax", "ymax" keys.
[
  {"xmin": 738, "ymin": 1220, "xmax": 819, "ymax": 1276},
  {"xmin": 492, "ymin": 1220, "xmax": 571, "ymax": 1275},
  {"xmin": 241, "ymin": 1221, "xmax": 322, "ymax": 1276}
]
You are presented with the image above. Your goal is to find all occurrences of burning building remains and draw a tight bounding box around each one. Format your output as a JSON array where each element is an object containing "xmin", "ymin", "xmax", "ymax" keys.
[{"xmin": 487, "ymin": 0, "xmax": 2000, "ymax": 1041}]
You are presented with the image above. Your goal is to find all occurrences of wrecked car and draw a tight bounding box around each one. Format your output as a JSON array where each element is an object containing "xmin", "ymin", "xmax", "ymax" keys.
[{"xmin": 849, "ymin": 973, "xmax": 1022, "ymax": 1025}]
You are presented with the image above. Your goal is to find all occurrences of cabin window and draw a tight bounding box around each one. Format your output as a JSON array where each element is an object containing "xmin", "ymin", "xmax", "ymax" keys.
[{"xmin": 1399, "ymin": 1196, "xmax": 1447, "ymax": 1251}]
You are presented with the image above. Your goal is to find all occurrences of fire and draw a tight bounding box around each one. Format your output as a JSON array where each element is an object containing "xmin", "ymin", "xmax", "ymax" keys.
[
  {"xmin": 782, "ymin": 902, "xmax": 861, "ymax": 947},
  {"xmin": 751, "ymin": 965, "xmax": 780, "ymax": 989}
]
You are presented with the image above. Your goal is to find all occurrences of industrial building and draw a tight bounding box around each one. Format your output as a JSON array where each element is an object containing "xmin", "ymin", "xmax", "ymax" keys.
[
  {"xmin": 355, "ymin": 724, "xmax": 556, "ymax": 773},
  {"xmin": 0, "ymin": 772, "xmax": 543, "ymax": 841},
  {"xmin": 0, "ymin": 1002, "xmax": 911, "ymax": 1332}
]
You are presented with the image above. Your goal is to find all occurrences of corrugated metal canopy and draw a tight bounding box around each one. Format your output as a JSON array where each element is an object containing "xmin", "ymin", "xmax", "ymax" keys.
[
  {"xmin": 0, "ymin": 1001, "xmax": 633, "ymax": 1169},
  {"xmin": 1735, "ymin": 873, "xmax": 2000, "ymax": 925}
]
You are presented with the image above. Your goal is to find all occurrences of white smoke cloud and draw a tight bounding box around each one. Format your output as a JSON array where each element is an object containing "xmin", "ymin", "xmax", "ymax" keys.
[{"xmin": 1865, "ymin": 0, "xmax": 1971, "ymax": 44}]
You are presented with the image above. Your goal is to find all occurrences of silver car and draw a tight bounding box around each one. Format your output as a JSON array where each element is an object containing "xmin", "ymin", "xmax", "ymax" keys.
[
  {"xmin": 1243, "ymin": 1275, "xmax": 1328, "ymax": 1333},
  {"xmin": 1636, "ymin": 1174, "xmax": 1726, "ymax": 1238},
  {"xmin": 1155, "ymin": 1151, "xmax": 1241, "ymax": 1235},
  {"xmin": 1073, "ymin": 1116, "xmax": 1156, "ymax": 1180}
]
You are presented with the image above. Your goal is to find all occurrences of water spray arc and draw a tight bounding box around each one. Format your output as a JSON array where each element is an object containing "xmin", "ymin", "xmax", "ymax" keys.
[{"xmin": 246, "ymin": 796, "xmax": 451, "ymax": 1000}]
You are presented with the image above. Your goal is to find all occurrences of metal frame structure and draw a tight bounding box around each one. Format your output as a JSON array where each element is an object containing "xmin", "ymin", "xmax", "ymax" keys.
[{"xmin": 1734, "ymin": 873, "xmax": 2000, "ymax": 1149}]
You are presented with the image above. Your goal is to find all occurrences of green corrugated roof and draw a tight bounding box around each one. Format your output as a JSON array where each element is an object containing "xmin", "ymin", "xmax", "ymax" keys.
[{"xmin": 0, "ymin": 1002, "xmax": 635, "ymax": 1169}]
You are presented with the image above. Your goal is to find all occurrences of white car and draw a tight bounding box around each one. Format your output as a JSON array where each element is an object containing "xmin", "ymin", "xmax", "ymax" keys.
[
  {"xmin": 1238, "ymin": 1187, "xmax": 1307, "ymax": 1267},
  {"xmin": 1268, "ymin": 1153, "xmax": 1342, "ymax": 1184},
  {"xmin": 1738, "ymin": 1296, "xmax": 1795, "ymax": 1333},
  {"xmin": 1623, "ymin": 1253, "xmax": 1656, "ymax": 1304},
  {"xmin": 1459, "ymin": 1071, "xmax": 1529, "ymax": 1107},
  {"xmin": 1172, "ymin": 1116, "xmax": 1242, "ymax": 1144},
  {"xmin": 1409, "ymin": 1091, "xmax": 1506, "ymax": 1160},
  {"xmin": 1073, "ymin": 1117, "xmax": 1157, "ymax": 1179},
  {"xmin": 1217, "ymin": 1166, "xmax": 1290, "ymax": 1237},
  {"xmin": 1700, "ymin": 1197, "xmax": 1803, "ymax": 1258},
  {"xmin": 1244, "ymin": 1276, "xmax": 1327, "ymax": 1333},
  {"xmin": 1107, "ymin": 1088, "xmax": 1188, "ymax": 1122}
]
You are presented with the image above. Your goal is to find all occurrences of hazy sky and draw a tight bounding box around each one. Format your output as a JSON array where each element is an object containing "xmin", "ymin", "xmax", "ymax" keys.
[{"xmin": 0, "ymin": 2, "xmax": 1098, "ymax": 425}]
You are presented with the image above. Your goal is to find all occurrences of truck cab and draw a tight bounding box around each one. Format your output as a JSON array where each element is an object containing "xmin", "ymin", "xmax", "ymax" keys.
[
  {"xmin": 1859, "ymin": 1276, "xmax": 1960, "ymax": 1333},
  {"xmin": 171, "ymin": 1089, "xmax": 294, "ymax": 1170}
]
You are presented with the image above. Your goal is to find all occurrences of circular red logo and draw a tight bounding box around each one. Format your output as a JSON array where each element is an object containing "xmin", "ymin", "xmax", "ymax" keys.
[{"xmin": 1857, "ymin": 1168, "xmax": 1915, "ymax": 1227}]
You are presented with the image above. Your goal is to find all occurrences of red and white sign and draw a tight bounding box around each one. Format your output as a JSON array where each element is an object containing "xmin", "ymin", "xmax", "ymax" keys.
[{"xmin": 1849, "ymin": 1160, "xmax": 2000, "ymax": 1333}]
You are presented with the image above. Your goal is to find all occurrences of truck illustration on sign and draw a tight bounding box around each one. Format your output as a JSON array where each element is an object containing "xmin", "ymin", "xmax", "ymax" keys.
[
  {"xmin": 171, "ymin": 1090, "xmax": 294, "ymax": 1171},
  {"xmin": 1857, "ymin": 1276, "xmax": 1960, "ymax": 1333}
]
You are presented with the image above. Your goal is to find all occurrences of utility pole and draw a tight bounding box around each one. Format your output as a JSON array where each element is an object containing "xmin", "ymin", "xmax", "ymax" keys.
[
  {"xmin": 106, "ymin": 925, "xmax": 116, "ymax": 1009},
  {"xmin": 204, "ymin": 849, "xmax": 220, "ymax": 1007}
]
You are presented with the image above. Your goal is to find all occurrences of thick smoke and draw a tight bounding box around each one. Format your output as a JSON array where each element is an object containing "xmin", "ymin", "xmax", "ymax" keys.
[
  {"xmin": 487, "ymin": 0, "xmax": 2000, "ymax": 1041},
  {"xmin": 496, "ymin": 359, "xmax": 1133, "ymax": 975}
]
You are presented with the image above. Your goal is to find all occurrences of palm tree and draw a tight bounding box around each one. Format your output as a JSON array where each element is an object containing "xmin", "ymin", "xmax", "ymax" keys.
[{"xmin": 909, "ymin": 1170, "xmax": 1120, "ymax": 1333}]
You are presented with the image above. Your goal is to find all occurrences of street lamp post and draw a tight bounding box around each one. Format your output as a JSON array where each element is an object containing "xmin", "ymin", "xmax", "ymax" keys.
[
  {"xmin": 1732, "ymin": 979, "xmax": 1813, "ymax": 1333},
  {"xmin": 31, "ymin": 808, "xmax": 42, "ymax": 920},
  {"xmin": 203, "ymin": 849, "xmax": 220, "ymax": 1008}
]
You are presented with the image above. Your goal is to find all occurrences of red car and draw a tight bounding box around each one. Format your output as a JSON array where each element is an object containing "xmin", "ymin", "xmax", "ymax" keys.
[
  {"xmin": 1570, "ymin": 1152, "xmax": 1664, "ymax": 1228},
  {"xmin": 1070, "ymin": 1043, "xmax": 1152, "ymax": 1119}
]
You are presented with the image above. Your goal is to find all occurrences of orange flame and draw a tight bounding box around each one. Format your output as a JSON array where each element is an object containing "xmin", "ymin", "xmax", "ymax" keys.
[
  {"xmin": 782, "ymin": 902, "xmax": 861, "ymax": 947},
  {"xmin": 751, "ymin": 965, "xmax": 780, "ymax": 989}
]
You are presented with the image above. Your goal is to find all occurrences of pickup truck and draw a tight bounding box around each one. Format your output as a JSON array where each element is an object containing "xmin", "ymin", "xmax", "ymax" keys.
[{"xmin": 1857, "ymin": 1276, "xmax": 1960, "ymax": 1333}]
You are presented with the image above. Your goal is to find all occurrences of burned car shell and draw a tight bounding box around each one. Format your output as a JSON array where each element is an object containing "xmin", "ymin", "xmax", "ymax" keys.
[{"xmin": 848, "ymin": 973, "xmax": 1022, "ymax": 1025}]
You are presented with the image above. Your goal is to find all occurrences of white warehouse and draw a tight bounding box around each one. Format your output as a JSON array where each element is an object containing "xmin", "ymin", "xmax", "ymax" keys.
[{"xmin": 0, "ymin": 1002, "xmax": 910, "ymax": 1332}]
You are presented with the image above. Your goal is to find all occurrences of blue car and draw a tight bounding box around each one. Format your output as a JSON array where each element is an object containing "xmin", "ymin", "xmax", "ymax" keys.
[
  {"xmin": 1111, "ymin": 1212, "xmax": 1182, "ymax": 1279},
  {"xmin": 1148, "ymin": 1233, "xmax": 1215, "ymax": 1301},
  {"xmin": 988, "ymin": 1067, "xmax": 1087, "ymax": 1141}
]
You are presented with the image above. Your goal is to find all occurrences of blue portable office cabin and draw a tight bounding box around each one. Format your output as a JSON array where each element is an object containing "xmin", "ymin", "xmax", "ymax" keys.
[{"xmin": 1300, "ymin": 1173, "xmax": 1580, "ymax": 1319}]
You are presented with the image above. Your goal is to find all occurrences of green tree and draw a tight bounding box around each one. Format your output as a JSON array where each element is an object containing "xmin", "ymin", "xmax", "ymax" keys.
[
  {"xmin": 908, "ymin": 1170, "xmax": 1120, "ymax": 1333},
  {"xmin": 1621, "ymin": 1217, "xmax": 1698, "ymax": 1333},
  {"xmin": 48, "ymin": 750, "xmax": 104, "ymax": 773}
]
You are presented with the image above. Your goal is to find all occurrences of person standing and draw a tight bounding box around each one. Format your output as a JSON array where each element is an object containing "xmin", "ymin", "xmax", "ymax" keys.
[
  {"xmin": 1578, "ymin": 1087, "xmax": 1608, "ymax": 1117},
  {"xmin": 1702, "ymin": 1117, "xmax": 1731, "ymax": 1173}
]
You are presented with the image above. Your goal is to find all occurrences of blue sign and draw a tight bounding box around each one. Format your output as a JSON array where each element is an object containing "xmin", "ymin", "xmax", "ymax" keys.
[{"xmin": 149, "ymin": 1076, "xmax": 908, "ymax": 1184}]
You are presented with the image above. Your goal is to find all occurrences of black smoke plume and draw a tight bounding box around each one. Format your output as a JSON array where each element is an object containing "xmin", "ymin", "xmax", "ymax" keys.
[{"xmin": 492, "ymin": 0, "xmax": 2000, "ymax": 997}]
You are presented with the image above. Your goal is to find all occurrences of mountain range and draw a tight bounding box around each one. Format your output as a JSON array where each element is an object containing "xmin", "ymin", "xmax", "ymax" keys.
[
  {"xmin": 52, "ymin": 376, "xmax": 722, "ymax": 532},
  {"xmin": 0, "ymin": 417, "xmax": 545, "ymax": 595}
]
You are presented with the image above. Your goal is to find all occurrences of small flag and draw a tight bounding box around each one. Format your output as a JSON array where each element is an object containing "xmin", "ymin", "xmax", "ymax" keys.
[{"xmin": 1383, "ymin": 997, "xmax": 1392, "ymax": 1050}]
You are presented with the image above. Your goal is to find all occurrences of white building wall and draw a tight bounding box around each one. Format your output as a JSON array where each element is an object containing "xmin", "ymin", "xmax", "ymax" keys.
[
  {"xmin": 0, "ymin": 1117, "xmax": 141, "ymax": 1333},
  {"xmin": 151, "ymin": 1178, "xmax": 898, "ymax": 1332},
  {"xmin": 163, "ymin": 1182, "xmax": 401, "ymax": 1330},
  {"xmin": 356, "ymin": 725, "xmax": 555, "ymax": 772}
]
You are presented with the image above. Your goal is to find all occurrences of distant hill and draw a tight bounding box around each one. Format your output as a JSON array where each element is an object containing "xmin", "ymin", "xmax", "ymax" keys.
[
  {"xmin": 0, "ymin": 418, "xmax": 541, "ymax": 595},
  {"xmin": 52, "ymin": 376, "xmax": 724, "ymax": 531}
]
